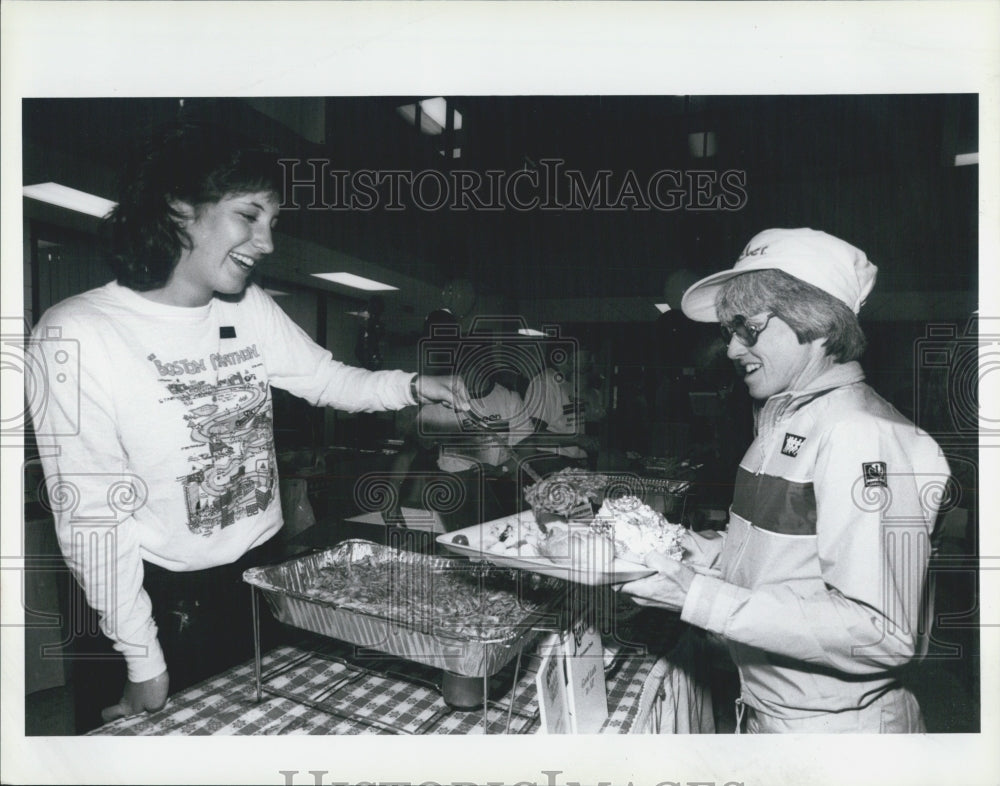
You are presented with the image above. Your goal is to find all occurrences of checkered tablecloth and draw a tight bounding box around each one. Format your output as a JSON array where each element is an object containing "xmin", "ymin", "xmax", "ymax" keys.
[{"xmin": 89, "ymin": 637, "xmax": 659, "ymax": 736}]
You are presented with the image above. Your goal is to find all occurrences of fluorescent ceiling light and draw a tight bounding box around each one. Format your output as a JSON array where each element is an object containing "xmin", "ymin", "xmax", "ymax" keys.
[
  {"xmin": 23, "ymin": 182, "xmax": 117, "ymax": 218},
  {"xmin": 688, "ymin": 131, "xmax": 717, "ymax": 158},
  {"xmin": 311, "ymin": 272, "xmax": 399, "ymax": 291},
  {"xmin": 954, "ymin": 152, "xmax": 978, "ymax": 166},
  {"xmin": 655, "ymin": 303, "xmax": 672, "ymax": 313},
  {"xmin": 517, "ymin": 328, "xmax": 546, "ymax": 337},
  {"xmin": 418, "ymin": 98, "xmax": 444, "ymax": 131},
  {"xmin": 396, "ymin": 97, "xmax": 462, "ymax": 136},
  {"xmin": 420, "ymin": 97, "xmax": 462, "ymax": 132}
]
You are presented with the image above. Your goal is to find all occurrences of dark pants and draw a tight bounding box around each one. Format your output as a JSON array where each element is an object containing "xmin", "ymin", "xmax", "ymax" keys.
[
  {"xmin": 68, "ymin": 538, "xmax": 281, "ymax": 732},
  {"xmin": 141, "ymin": 539, "xmax": 282, "ymax": 695}
]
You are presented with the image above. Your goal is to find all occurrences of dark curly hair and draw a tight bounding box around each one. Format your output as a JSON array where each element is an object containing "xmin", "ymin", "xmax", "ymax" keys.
[{"xmin": 106, "ymin": 121, "xmax": 284, "ymax": 290}]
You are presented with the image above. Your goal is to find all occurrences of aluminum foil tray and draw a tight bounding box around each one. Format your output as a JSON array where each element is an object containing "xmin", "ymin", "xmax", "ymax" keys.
[
  {"xmin": 243, "ymin": 539, "xmax": 563, "ymax": 678},
  {"xmin": 602, "ymin": 472, "xmax": 692, "ymax": 498}
]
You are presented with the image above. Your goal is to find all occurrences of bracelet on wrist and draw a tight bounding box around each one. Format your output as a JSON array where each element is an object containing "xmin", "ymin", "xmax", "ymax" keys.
[{"xmin": 410, "ymin": 374, "xmax": 420, "ymax": 404}]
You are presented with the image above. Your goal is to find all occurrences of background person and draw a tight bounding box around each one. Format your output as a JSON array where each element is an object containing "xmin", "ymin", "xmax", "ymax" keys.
[
  {"xmin": 354, "ymin": 294, "xmax": 386, "ymax": 371},
  {"xmin": 422, "ymin": 277, "xmax": 477, "ymax": 337},
  {"xmin": 380, "ymin": 280, "xmax": 480, "ymax": 526},
  {"xmin": 622, "ymin": 228, "xmax": 950, "ymax": 733},
  {"xmin": 517, "ymin": 342, "xmax": 601, "ymax": 479},
  {"xmin": 415, "ymin": 368, "xmax": 527, "ymax": 529},
  {"xmin": 28, "ymin": 121, "xmax": 469, "ymax": 728}
]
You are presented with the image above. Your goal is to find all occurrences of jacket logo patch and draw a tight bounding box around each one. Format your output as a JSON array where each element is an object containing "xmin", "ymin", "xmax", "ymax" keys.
[
  {"xmin": 863, "ymin": 461, "xmax": 887, "ymax": 487},
  {"xmin": 781, "ymin": 433, "xmax": 806, "ymax": 457}
]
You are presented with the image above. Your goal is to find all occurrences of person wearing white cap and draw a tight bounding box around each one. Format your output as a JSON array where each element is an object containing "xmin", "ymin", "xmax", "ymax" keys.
[{"xmin": 622, "ymin": 228, "xmax": 950, "ymax": 733}]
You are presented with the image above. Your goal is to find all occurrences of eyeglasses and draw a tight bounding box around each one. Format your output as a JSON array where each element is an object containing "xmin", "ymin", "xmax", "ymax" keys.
[{"xmin": 720, "ymin": 313, "xmax": 775, "ymax": 347}]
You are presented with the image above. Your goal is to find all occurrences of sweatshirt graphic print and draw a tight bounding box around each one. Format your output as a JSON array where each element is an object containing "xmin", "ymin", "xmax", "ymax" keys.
[{"xmin": 149, "ymin": 345, "xmax": 276, "ymax": 535}]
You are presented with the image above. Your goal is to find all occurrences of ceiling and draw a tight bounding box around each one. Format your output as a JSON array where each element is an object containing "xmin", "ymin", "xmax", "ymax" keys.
[{"xmin": 22, "ymin": 94, "xmax": 978, "ymax": 317}]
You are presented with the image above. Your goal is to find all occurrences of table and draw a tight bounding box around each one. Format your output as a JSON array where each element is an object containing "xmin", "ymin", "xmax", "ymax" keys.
[
  {"xmin": 88, "ymin": 519, "xmax": 714, "ymax": 736},
  {"xmin": 88, "ymin": 636, "xmax": 667, "ymax": 736}
]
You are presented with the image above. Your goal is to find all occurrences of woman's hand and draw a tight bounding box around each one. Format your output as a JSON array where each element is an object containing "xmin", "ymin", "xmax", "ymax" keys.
[
  {"xmin": 619, "ymin": 551, "xmax": 697, "ymax": 611},
  {"xmin": 413, "ymin": 374, "xmax": 471, "ymax": 411},
  {"xmin": 101, "ymin": 670, "xmax": 169, "ymax": 722},
  {"xmin": 680, "ymin": 527, "xmax": 725, "ymax": 568}
]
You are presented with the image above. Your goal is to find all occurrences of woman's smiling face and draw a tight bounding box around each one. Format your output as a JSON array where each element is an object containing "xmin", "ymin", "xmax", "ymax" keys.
[
  {"xmin": 725, "ymin": 311, "xmax": 834, "ymax": 400},
  {"xmin": 163, "ymin": 190, "xmax": 280, "ymax": 306}
]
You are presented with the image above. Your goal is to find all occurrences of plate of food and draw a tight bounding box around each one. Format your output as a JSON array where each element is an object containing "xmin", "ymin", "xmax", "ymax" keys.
[{"xmin": 436, "ymin": 495, "xmax": 687, "ymax": 586}]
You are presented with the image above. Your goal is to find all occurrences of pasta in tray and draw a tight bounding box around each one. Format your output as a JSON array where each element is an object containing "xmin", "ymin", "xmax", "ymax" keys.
[{"xmin": 304, "ymin": 557, "xmax": 551, "ymax": 641}]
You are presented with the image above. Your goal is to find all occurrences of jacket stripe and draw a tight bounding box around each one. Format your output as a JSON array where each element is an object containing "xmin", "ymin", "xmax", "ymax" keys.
[{"xmin": 732, "ymin": 467, "xmax": 817, "ymax": 535}]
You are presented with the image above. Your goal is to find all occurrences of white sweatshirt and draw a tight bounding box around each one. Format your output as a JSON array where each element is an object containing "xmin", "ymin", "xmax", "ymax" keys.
[{"xmin": 29, "ymin": 282, "xmax": 416, "ymax": 681}]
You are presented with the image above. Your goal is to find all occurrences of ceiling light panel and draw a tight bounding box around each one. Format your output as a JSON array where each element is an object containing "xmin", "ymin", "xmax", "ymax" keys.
[
  {"xmin": 23, "ymin": 182, "xmax": 117, "ymax": 218},
  {"xmin": 311, "ymin": 272, "xmax": 399, "ymax": 291}
]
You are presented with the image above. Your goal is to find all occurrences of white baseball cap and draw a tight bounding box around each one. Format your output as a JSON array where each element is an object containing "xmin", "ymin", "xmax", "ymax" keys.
[{"xmin": 680, "ymin": 228, "xmax": 878, "ymax": 322}]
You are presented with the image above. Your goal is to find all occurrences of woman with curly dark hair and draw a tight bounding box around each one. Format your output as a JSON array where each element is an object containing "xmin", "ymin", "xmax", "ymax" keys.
[{"xmin": 29, "ymin": 121, "xmax": 468, "ymax": 728}]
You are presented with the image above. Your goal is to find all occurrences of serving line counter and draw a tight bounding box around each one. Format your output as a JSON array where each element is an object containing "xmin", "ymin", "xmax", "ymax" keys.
[
  {"xmin": 89, "ymin": 632, "xmax": 712, "ymax": 735},
  {"xmin": 88, "ymin": 518, "xmax": 714, "ymax": 736}
]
